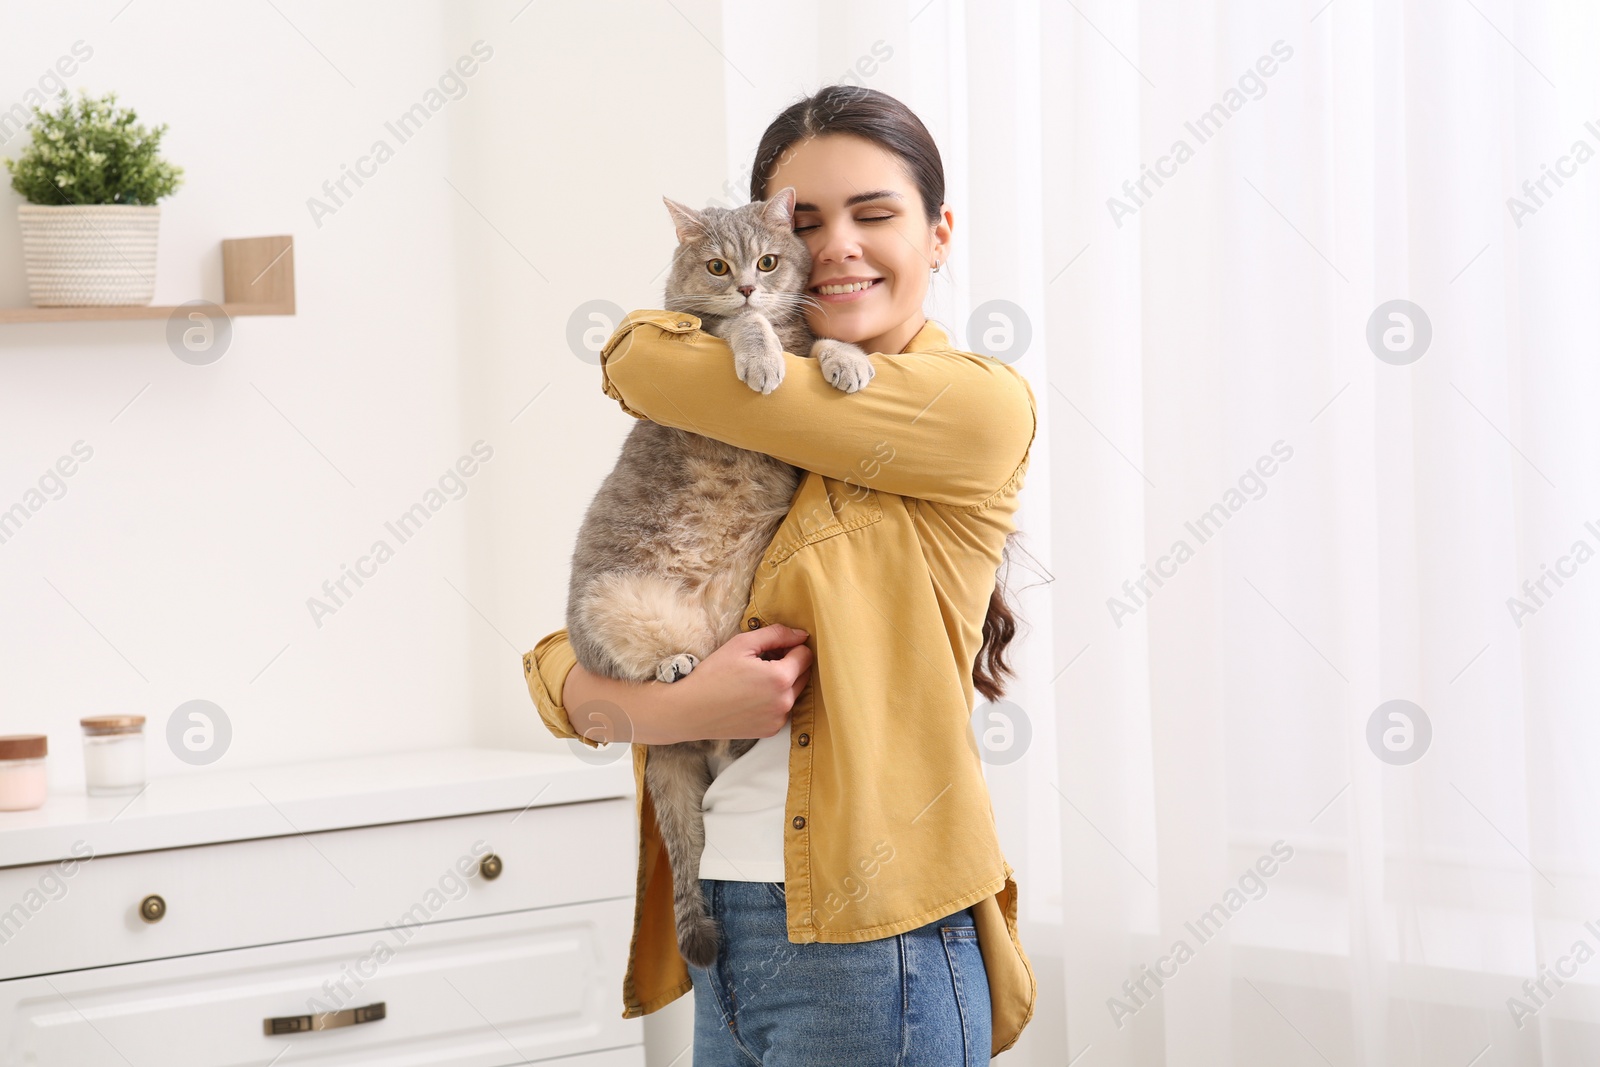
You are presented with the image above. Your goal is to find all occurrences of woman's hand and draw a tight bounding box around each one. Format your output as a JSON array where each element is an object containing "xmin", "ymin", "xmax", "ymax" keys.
[
  {"xmin": 670, "ymin": 625, "xmax": 814, "ymax": 741},
  {"xmin": 562, "ymin": 625, "xmax": 813, "ymax": 745}
]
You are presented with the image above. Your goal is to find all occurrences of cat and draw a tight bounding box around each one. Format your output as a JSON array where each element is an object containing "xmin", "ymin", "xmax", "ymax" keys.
[{"xmin": 565, "ymin": 187, "xmax": 875, "ymax": 968}]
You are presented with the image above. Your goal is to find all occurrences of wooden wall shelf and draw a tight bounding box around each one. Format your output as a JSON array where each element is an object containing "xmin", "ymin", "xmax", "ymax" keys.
[{"xmin": 0, "ymin": 235, "xmax": 294, "ymax": 325}]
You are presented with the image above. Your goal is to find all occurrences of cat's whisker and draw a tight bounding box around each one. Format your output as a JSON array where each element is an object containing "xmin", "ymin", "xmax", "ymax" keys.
[
  {"xmin": 762, "ymin": 289, "xmax": 815, "ymax": 307},
  {"xmin": 783, "ymin": 293, "xmax": 828, "ymax": 315}
]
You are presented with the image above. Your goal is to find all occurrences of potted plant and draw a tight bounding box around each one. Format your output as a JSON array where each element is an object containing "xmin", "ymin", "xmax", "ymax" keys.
[{"xmin": 5, "ymin": 88, "xmax": 183, "ymax": 307}]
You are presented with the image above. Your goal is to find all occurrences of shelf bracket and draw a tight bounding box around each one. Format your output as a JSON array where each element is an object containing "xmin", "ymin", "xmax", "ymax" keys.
[{"xmin": 222, "ymin": 235, "xmax": 295, "ymax": 315}]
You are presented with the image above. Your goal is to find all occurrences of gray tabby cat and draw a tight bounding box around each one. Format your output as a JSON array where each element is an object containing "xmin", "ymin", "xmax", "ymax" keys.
[{"xmin": 566, "ymin": 187, "xmax": 874, "ymax": 967}]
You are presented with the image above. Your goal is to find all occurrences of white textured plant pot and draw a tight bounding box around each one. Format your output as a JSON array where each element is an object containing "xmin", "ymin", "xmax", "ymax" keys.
[{"xmin": 17, "ymin": 203, "xmax": 161, "ymax": 307}]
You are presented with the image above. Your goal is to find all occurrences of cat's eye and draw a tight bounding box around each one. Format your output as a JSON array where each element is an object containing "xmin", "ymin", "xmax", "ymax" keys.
[
  {"xmin": 707, "ymin": 259, "xmax": 730, "ymax": 276},
  {"xmin": 757, "ymin": 254, "xmax": 778, "ymax": 272}
]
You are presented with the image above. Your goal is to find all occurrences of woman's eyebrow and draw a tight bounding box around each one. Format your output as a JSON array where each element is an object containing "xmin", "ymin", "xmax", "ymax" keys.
[{"xmin": 793, "ymin": 189, "xmax": 904, "ymax": 212}]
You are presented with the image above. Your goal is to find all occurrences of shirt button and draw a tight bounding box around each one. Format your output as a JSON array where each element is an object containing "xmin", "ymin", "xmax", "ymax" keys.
[
  {"xmin": 797, "ymin": 733, "xmax": 809, "ymax": 747},
  {"xmin": 678, "ymin": 319, "xmax": 693, "ymax": 328},
  {"xmin": 747, "ymin": 616, "xmax": 762, "ymax": 630},
  {"xmin": 792, "ymin": 815, "xmax": 806, "ymax": 830}
]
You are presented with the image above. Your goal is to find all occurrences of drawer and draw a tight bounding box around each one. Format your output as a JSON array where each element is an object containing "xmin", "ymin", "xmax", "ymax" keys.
[
  {"xmin": 0, "ymin": 799, "xmax": 634, "ymax": 980},
  {"xmin": 0, "ymin": 900, "xmax": 643, "ymax": 1066}
]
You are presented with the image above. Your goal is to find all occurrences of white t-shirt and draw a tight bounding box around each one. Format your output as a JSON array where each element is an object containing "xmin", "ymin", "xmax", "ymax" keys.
[{"xmin": 697, "ymin": 720, "xmax": 789, "ymax": 882}]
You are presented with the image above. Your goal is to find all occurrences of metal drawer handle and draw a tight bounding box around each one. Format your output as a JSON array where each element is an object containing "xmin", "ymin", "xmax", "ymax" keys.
[{"xmin": 264, "ymin": 1001, "xmax": 386, "ymax": 1036}]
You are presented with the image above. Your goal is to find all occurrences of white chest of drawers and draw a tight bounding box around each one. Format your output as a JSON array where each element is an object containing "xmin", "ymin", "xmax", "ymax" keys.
[{"xmin": 0, "ymin": 747, "xmax": 642, "ymax": 1067}]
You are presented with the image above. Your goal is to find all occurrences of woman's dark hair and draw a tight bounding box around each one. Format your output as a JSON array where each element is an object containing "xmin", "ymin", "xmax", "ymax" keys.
[{"xmin": 749, "ymin": 85, "xmax": 1023, "ymax": 703}]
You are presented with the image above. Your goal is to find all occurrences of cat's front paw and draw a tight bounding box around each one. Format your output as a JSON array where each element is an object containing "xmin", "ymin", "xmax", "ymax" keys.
[
  {"xmin": 655, "ymin": 653, "xmax": 698, "ymax": 683},
  {"xmin": 735, "ymin": 338, "xmax": 786, "ymax": 395},
  {"xmin": 812, "ymin": 339, "xmax": 875, "ymax": 393}
]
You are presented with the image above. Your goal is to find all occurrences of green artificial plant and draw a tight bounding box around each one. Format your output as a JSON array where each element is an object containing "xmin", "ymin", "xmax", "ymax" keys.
[{"xmin": 4, "ymin": 87, "xmax": 183, "ymax": 206}]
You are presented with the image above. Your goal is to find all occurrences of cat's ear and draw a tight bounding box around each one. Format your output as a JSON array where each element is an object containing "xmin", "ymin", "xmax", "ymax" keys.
[
  {"xmin": 761, "ymin": 186, "xmax": 798, "ymax": 230},
  {"xmin": 663, "ymin": 197, "xmax": 708, "ymax": 245}
]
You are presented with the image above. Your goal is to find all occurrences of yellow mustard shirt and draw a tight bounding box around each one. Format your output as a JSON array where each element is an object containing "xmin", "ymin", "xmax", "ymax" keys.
[{"xmin": 522, "ymin": 308, "xmax": 1040, "ymax": 1056}]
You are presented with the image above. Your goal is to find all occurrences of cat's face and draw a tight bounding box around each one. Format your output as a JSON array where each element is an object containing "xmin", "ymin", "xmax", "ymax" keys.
[{"xmin": 661, "ymin": 189, "xmax": 813, "ymax": 324}]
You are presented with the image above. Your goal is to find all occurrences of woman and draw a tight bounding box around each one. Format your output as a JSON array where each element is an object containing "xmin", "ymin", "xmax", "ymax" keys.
[{"xmin": 523, "ymin": 86, "xmax": 1038, "ymax": 1064}]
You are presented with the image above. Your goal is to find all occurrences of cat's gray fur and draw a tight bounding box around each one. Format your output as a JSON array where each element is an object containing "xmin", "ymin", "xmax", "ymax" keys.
[{"xmin": 566, "ymin": 188, "xmax": 874, "ymax": 967}]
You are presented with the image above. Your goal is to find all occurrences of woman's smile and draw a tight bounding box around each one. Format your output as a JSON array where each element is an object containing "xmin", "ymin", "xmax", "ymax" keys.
[{"xmin": 811, "ymin": 276, "xmax": 884, "ymax": 301}]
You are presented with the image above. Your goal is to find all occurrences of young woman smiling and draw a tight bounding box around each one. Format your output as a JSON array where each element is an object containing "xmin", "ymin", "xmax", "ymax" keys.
[{"xmin": 525, "ymin": 86, "xmax": 1039, "ymax": 1064}]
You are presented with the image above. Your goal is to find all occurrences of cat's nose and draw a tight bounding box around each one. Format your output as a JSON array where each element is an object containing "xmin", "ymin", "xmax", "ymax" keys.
[{"xmin": 738, "ymin": 285, "xmax": 755, "ymax": 297}]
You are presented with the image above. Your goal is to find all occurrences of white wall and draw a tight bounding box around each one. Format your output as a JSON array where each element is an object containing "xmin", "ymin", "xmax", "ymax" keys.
[{"xmin": 0, "ymin": 1, "xmax": 492, "ymax": 785}]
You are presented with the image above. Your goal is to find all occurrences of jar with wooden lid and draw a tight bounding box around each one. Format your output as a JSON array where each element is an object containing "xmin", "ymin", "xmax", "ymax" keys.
[
  {"xmin": 0, "ymin": 734, "xmax": 48, "ymax": 811},
  {"xmin": 79, "ymin": 715, "xmax": 146, "ymax": 796}
]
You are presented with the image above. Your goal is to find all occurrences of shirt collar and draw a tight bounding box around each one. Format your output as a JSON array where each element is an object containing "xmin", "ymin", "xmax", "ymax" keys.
[{"xmin": 900, "ymin": 318, "xmax": 951, "ymax": 353}]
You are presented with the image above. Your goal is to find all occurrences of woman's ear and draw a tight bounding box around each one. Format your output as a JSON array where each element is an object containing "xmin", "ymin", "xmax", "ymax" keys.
[{"xmin": 932, "ymin": 203, "xmax": 954, "ymax": 267}]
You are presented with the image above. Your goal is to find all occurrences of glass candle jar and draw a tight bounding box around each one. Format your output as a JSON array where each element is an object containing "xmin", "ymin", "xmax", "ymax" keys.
[
  {"xmin": 0, "ymin": 734, "xmax": 48, "ymax": 811},
  {"xmin": 80, "ymin": 715, "xmax": 146, "ymax": 796}
]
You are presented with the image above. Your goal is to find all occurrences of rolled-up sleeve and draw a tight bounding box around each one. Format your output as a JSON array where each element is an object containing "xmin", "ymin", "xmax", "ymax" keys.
[
  {"xmin": 522, "ymin": 628, "xmax": 601, "ymax": 748},
  {"xmin": 599, "ymin": 310, "xmax": 1037, "ymax": 508}
]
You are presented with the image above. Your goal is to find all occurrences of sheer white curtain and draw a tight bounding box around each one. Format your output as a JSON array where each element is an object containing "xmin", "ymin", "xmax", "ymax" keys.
[
  {"xmin": 1013, "ymin": 0, "xmax": 1597, "ymax": 1062},
  {"xmin": 729, "ymin": 0, "xmax": 1600, "ymax": 1063}
]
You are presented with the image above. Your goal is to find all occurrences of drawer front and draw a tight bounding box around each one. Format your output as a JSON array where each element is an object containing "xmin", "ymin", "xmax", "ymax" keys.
[
  {"xmin": 0, "ymin": 799, "xmax": 634, "ymax": 979},
  {"xmin": 0, "ymin": 901, "xmax": 643, "ymax": 1066},
  {"xmin": 543, "ymin": 1050, "xmax": 647, "ymax": 1067}
]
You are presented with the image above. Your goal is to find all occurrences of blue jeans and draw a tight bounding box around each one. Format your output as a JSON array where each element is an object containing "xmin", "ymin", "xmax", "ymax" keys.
[{"xmin": 688, "ymin": 877, "xmax": 991, "ymax": 1066}]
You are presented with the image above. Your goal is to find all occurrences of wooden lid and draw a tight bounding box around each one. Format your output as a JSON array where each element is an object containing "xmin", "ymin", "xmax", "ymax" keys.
[
  {"xmin": 80, "ymin": 715, "xmax": 146, "ymax": 736},
  {"xmin": 0, "ymin": 734, "xmax": 47, "ymax": 760}
]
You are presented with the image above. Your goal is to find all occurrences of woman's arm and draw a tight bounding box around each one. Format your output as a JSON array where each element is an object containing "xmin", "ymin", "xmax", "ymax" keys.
[
  {"xmin": 599, "ymin": 310, "xmax": 1037, "ymax": 508},
  {"xmin": 558, "ymin": 657, "xmax": 692, "ymax": 747},
  {"xmin": 524, "ymin": 625, "xmax": 815, "ymax": 746}
]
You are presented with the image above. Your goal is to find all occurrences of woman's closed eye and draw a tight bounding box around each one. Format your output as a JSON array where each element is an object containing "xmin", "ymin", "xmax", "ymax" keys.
[{"xmin": 794, "ymin": 215, "xmax": 894, "ymax": 234}]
